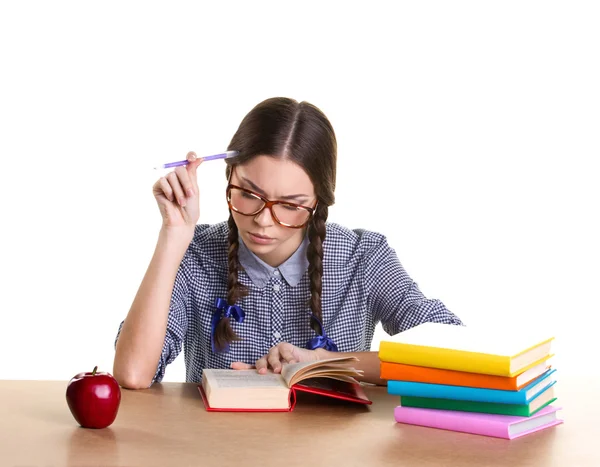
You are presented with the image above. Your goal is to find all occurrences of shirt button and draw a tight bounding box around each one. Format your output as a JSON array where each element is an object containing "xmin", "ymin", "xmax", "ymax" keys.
[
  {"xmin": 273, "ymin": 284, "xmax": 280, "ymax": 292},
  {"xmin": 274, "ymin": 270, "xmax": 280, "ymax": 276},
  {"xmin": 273, "ymin": 331, "xmax": 281, "ymax": 339}
]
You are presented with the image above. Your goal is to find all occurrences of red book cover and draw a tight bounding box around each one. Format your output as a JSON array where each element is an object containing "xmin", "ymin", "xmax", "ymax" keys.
[{"xmin": 198, "ymin": 377, "xmax": 372, "ymax": 412}]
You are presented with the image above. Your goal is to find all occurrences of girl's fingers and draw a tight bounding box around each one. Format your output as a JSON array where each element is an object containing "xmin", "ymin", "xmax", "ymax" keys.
[
  {"xmin": 267, "ymin": 349, "xmax": 283, "ymax": 374},
  {"xmin": 279, "ymin": 346, "xmax": 297, "ymax": 364},
  {"xmin": 231, "ymin": 362, "xmax": 254, "ymax": 370},
  {"xmin": 255, "ymin": 355, "xmax": 269, "ymax": 374},
  {"xmin": 186, "ymin": 152, "xmax": 202, "ymax": 190},
  {"xmin": 174, "ymin": 166, "xmax": 195, "ymax": 198},
  {"xmin": 166, "ymin": 171, "xmax": 186, "ymax": 207},
  {"xmin": 153, "ymin": 177, "xmax": 173, "ymax": 201}
]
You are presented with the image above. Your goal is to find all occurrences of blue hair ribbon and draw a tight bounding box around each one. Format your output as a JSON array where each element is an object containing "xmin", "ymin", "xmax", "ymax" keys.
[
  {"xmin": 211, "ymin": 297, "xmax": 245, "ymax": 353},
  {"xmin": 306, "ymin": 314, "xmax": 338, "ymax": 352}
]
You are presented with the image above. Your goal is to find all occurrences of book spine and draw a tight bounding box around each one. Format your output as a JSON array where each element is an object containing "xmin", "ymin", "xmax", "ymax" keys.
[
  {"xmin": 400, "ymin": 396, "xmax": 533, "ymax": 416},
  {"xmin": 388, "ymin": 380, "xmax": 527, "ymax": 404},
  {"xmin": 380, "ymin": 362, "xmax": 518, "ymax": 390},
  {"xmin": 394, "ymin": 406, "xmax": 509, "ymax": 438},
  {"xmin": 379, "ymin": 343, "xmax": 510, "ymax": 376}
]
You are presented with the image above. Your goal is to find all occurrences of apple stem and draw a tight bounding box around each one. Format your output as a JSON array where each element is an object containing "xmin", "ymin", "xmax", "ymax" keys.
[{"xmin": 92, "ymin": 366, "xmax": 98, "ymax": 376}]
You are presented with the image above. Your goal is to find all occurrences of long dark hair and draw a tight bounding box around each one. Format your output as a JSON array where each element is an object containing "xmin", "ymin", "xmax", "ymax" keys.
[{"xmin": 212, "ymin": 97, "xmax": 337, "ymax": 352}]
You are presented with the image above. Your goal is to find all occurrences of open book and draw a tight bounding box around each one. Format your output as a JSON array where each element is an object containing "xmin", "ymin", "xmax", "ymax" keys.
[{"xmin": 198, "ymin": 356, "xmax": 372, "ymax": 412}]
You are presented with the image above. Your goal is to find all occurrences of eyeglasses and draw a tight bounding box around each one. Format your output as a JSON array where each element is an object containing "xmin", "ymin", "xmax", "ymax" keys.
[{"xmin": 226, "ymin": 168, "xmax": 317, "ymax": 228}]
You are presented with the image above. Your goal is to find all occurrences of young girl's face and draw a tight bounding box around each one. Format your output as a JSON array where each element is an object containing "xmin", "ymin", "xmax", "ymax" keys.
[{"xmin": 230, "ymin": 155, "xmax": 317, "ymax": 267}]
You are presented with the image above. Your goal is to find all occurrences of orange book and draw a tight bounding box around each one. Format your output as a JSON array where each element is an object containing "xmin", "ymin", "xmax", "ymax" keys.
[{"xmin": 380, "ymin": 357, "xmax": 552, "ymax": 390}]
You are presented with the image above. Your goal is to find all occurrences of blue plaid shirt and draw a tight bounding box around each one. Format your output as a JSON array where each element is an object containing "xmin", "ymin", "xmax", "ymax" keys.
[{"xmin": 115, "ymin": 222, "xmax": 463, "ymax": 383}]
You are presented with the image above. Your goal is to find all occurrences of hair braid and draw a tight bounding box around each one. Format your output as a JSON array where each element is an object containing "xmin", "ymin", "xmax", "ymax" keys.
[
  {"xmin": 307, "ymin": 203, "xmax": 328, "ymax": 334},
  {"xmin": 213, "ymin": 214, "xmax": 248, "ymax": 351}
]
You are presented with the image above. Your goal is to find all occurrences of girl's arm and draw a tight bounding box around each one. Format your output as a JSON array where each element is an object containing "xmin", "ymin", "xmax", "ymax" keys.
[
  {"xmin": 114, "ymin": 153, "xmax": 201, "ymax": 389},
  {"xmin": 365, "ymin": 234, "xmax": 463, "ymax": 336},
  {"xmin": 113, "ymin": 227, "xmax": 193, "ymax": 389}
]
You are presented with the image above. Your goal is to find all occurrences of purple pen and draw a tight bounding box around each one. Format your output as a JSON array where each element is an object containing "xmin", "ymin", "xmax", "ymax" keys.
[{"xmin": 153, "ymin": 150, "xmax": 239, "ymax": 169}]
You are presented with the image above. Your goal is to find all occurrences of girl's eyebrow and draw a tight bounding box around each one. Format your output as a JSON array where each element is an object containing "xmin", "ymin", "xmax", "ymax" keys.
[{"xmin": 241, "ymin": 176, "xmax": 309, "ymax": 201}]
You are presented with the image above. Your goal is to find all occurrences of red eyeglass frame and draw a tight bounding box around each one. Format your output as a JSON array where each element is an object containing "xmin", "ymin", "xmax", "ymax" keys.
[{"xmin": 225, "ymin": 166, "xmax": 317, "ymax": 228}]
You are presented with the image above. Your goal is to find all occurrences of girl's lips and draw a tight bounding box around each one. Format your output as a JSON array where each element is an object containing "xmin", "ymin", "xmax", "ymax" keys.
[
  {"xmin": 250, "ymin": 232, "xmax": 272, "ymax": 239},
  {"xmin": 248, "ymin": 232, "xmax": 275, "ymax": 244}
]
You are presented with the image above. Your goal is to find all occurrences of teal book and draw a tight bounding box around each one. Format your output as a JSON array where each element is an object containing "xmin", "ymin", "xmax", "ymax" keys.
[
  {"xmin": 388, "ymin": 369, "xmax": 556, "ymax": 404},
  {"xmin": 400, "ymin": 384, "xmax": 557, "ymax": 416}
]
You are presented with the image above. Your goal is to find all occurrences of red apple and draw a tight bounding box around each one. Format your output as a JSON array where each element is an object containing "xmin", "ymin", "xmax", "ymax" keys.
[{"xmin": 66, "ymin": 366, "xmax": 121, "ymax": 429}]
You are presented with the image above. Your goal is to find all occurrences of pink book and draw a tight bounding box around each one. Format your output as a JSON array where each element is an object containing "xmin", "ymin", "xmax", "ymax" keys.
[{"xmin": 394, "ymin": 404, "xmax": 563, "ymax": 439}]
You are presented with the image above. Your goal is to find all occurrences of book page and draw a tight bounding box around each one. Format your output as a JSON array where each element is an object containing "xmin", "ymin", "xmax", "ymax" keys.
[
  {"xmin": 295, "ymin": 377, "xmax": 361, "ymax": 395},
  {"xmin": 296, "ymin": 369, "xmax": 360, "ymax": 381},
  {"xmin": 281, "ymin": 357, "xmax": 362, "ymax": 387},
  {"xmin": 202, "ymin": 369, "xmax": 291, "ymax": 410},
  {"xmin": 204, "ymin": 369, "xmax": 287, "ymax": 389}
]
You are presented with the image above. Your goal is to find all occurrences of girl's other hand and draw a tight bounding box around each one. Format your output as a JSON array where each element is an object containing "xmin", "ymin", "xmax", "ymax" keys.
[{"xmin": 152, "ymin": 151, "xmax": 202, "ymax": 229}]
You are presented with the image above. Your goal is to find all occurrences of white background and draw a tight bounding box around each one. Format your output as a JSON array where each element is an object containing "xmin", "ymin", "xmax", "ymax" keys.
[{"xmin": 0, "ymin": 1, "xmax": 598, "ymax": 382}]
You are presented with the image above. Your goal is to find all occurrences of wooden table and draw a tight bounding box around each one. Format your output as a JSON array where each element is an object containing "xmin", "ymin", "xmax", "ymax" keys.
[{"xmin": 1, "ymin": 373, "xmax": 597, "ymax": 467}]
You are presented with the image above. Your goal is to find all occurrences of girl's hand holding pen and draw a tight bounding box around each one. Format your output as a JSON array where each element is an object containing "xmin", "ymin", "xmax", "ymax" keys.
[{"xmin": 152, "ymin": 151, "xmax": 202, "ymax": 229}]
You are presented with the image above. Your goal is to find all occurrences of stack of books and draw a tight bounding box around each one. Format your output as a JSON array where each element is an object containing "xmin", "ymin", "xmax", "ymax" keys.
[{"xmin": 378, "ymin": 322, "xmax": 564, "ymax": 439}]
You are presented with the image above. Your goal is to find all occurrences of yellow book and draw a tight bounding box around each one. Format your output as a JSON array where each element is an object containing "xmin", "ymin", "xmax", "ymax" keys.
[{"xmin": 378, "ymin": 322, "xmax": 554, "ymax": 377}]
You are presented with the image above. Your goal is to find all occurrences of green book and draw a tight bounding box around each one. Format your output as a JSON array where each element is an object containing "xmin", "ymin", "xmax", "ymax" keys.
[{"xmin": 400, "ymin": 385, "xmax": 557, "ymax": 417}]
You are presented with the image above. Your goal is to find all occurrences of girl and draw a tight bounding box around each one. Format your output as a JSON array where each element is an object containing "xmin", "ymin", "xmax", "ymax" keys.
[{"xmin": 113, "ymin": 97, "xmax": 463, "ymax": 389}]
